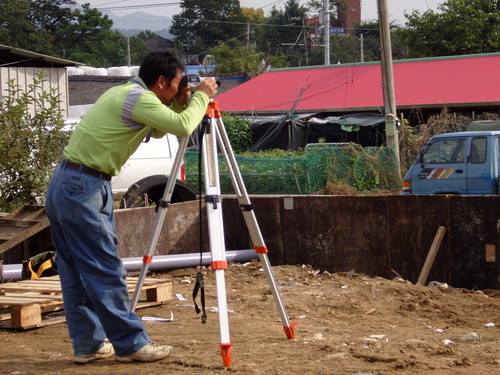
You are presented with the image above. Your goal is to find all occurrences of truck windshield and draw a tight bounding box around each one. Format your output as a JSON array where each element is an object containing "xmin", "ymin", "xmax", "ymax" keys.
[{"xmin": 422, "ymin": 138, "xmax": 466, "ymax": 164}]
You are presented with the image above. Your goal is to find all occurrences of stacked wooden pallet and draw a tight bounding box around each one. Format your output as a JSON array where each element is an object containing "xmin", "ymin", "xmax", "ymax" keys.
[{"xmin": 0, "ymin": 276, "xmax": 172, "ymax": 329}]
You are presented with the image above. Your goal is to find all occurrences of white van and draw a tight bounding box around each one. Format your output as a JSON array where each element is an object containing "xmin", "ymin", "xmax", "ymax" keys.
[{"xmin": 66, "ymin": 105, "xmax": 198, "ymax": 208}]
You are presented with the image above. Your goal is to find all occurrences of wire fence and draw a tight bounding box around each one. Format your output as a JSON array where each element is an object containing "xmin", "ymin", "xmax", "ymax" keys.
[{"xmin": 184, "ymin": 143, "xmax": 401, "ymax": 195}]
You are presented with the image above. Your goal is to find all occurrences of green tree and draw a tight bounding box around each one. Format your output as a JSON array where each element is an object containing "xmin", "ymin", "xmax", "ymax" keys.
[
  {"xmin": 351, "ymin": 20, "xmax": 407, "ymax": 62},
  {"xmin": 221, "ymin": 113, "xmax": 253, "ymax": 153},
  {"xmin": 170, "ymin": 0, "xmax": 244, "ymax": 55},
  {"xmin": 0, "ymin": 0, "xmax": 75, "ymax": 53},
  {"xmin": 260, "ymin": 0, "xmax": 308, "ymax": 66},
  {"xmin": 240, "ymin": 7, "xmax": 266, "ymax": 48},
  {"xmin": 54, "ymin": 4, "xmax": 126, "ymax": 65},
  {"xmin": 128, "ymin": 31, "xmax": 155, "ymax": 65},
  {"xmin": 0, "ymin": 71, "xmax": 70, "ymax": 212},
  {"xmin": 401, "ymin": 0, "xmax": 500, "ymax": 57},
  {"xmin": 211, "ymin": 42, "xmax": 264, "ymax": 77},
  {"xmin": 0, "ymin": 1, "xmax": 128, "ymax": 66}
]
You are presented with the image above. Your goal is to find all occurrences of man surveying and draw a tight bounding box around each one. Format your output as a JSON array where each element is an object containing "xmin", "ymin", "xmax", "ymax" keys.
[{"xmin": 45, "ymin": 50, "xmax": 218, "ymax": 365}]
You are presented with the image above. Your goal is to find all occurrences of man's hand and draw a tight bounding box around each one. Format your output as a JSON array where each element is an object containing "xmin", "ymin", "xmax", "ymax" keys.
[
  {"xmin": 174, "ymin": 84, "xmax": 191, "ymax": 106},
  {"xmin": 195, "ymin": 78, "xmax": 218, "ymax": 98}
]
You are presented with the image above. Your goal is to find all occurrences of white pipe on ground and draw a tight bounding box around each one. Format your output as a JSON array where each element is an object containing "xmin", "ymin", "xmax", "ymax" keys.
[{"xmin": 1, "ymin": 250, "xmax": 258, "ymax": 282}]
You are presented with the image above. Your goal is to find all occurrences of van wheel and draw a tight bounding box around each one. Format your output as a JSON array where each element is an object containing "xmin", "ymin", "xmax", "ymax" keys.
[{"xmin": 120, "ymin": 175, "xmax": 198, "ymax": 209}]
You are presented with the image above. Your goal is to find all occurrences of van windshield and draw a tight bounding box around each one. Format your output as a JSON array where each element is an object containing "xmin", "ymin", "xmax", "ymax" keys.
[{"xmin": 422, "ymin": 138, "xmax": 466, "ymax": 164}]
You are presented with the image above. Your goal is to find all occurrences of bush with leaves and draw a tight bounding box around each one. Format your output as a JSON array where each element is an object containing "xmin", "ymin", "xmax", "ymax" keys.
[
  {"xmin": 0, "ymin": 71, "xmax": 69, "ymax": 212},
  {"xmin": 221, "ymin": 113, "xmax": 253, "ymax": 154}
]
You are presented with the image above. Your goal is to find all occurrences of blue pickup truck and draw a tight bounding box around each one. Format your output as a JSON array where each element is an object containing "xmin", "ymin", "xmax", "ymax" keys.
[{"xmin": 402, "ymin": 121, "xmax": 500, "ymax": 195}]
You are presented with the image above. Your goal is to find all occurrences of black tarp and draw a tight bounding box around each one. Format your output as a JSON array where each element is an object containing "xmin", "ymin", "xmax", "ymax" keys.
[{"xmin": 249, "ymin": 113, "xmax": 389, "ymax": 151}]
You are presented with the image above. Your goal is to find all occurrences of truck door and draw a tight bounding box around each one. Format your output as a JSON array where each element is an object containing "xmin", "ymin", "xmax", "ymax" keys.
[
  {"xmin": 411, "ymin": 137, "xmax": 467, "ymax": 194},
  {"xmin": 466, "ymin": 136, "xmax": 493, "ymax": 194}
]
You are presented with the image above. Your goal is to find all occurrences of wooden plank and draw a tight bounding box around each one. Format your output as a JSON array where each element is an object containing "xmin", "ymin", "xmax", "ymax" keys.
[
  {"xmin": 0, "ymin": 284, "xmax": 62, "ymax": 293},
  {"xmin": 0, "ymin": 234, "xmax": 16, "ymax": 241},
  {"xmin": 0, "ymin": 219, "xmax": 43, "ymax": 227},
  {"xmin": 2, "ymin": 205, "xmax": 45, "ymax": 220},
  {"xmin": 0, "ymin": 219, "xmax": 49, "ymax": 255},
  {"xmin": 22, "ymin": 207, "xmax": 46, "ymax": 221},
  {"xmin": 0, "ymin": 296, "xmax": 61, "ymax": 306},
  {"xmin": 0, "ymin": 292, "xmax": 63, "ymax": 301},
  {"xmin": 417, "ymin": 226, "xmax": 447, "ymax": 286}
]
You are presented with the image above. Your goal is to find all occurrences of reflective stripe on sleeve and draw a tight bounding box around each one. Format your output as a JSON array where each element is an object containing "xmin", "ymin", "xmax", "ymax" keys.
[{"xmin": 122, "ymin": 85, "xmax": 146, "ymax": 130}]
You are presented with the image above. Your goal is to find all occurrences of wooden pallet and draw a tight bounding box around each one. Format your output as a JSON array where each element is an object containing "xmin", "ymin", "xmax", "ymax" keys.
[
  {"xmin": 0, "ymin": 205, "xmax": 49, "ymax": 256},
  {"xmin": 0, "ymin": 275, "xmax": 172, "ymax": 329}
]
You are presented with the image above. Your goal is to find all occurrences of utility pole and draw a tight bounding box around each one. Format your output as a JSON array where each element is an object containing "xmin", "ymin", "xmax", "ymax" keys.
[
  {"xmin": 360, "ymin": 33, "xmax": 364, "ymax": 62},
  {"xmin": 323, "ymin": 0, "xmax": 330, "ymax": 65},
  {"xmin": 127, "ymin": 37, "xmax": 131, "ymax": 66},
  {"xmin": 246, "ymin": 21, "xmax": 250, "ymax": 47},
  {"xmin": 303, "ymin": 18, "xmax": 309, "ymax": 65},
  {"xmin": 377, "ymin": 0, "xmax": 400, "ymax": 172}
]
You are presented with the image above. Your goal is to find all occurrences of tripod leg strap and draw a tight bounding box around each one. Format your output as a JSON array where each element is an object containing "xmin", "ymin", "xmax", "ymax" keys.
[{"xmin": 192, "ymin": 271, "xmax": 207, "ymax": 324}]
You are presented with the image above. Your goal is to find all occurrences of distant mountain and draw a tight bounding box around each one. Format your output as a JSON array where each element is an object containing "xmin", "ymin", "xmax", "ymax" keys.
[{"xmin": 105, "ymin": 11, "xmax": 173, "ymax": 38}]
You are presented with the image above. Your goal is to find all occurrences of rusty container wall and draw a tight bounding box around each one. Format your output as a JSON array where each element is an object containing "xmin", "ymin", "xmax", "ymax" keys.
[
  {"xmin": 448, "ymin": 196, "xmax": 500, "ymax": 290},
  {"xmin": 220, "ymin": 195, "xmax": 498, "ymax": 290},
  {"xmin": 387, "ymin": 195, "xmax": 450, "ymax": 284},
  {"xmin": 280, "ymin": 197, "xmax": 336, "ymax": 269},
  {"xmin": 114, "ymin": 202, "xmax": 209, "ymax": 258},
  {"xmin": 329, "ymin": 196, "xmax": 391, "ymax": 278},
  {"xmin": 2, "ymin": 195, "xmax": 498, "ymax": 290},
  {"xmin": 221, "ymin": 198, "xmax": 284, "ymax": 265}
]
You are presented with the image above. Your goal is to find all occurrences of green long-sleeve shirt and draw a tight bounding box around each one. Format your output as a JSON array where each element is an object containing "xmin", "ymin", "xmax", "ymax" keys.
[{"xmin": 63, "ymin": 77, "xmax": 209, "ymax": 176}]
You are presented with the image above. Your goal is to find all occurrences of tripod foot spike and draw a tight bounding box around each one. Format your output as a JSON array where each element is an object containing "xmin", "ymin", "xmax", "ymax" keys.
[
  {"xmin": 283, "ymin": 322, "xmax": 298, "ymax": 339},
  {"xmin": 220, "ymin": 343, "xmax": 232, "ymax": 367}
]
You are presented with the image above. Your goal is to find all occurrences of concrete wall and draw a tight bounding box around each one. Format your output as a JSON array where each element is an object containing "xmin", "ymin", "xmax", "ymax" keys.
[{"xmin": 114, "ymin": 195, "xmax": 500, "ymax": 290}]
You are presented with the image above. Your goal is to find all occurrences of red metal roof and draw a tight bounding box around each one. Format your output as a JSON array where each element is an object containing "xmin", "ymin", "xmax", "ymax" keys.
[{"xmin": 216, "ymin": 53, "xmax": 500, "ymax": 114}]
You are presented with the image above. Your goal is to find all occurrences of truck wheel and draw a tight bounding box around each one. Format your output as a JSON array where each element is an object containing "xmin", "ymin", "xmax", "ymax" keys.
[{"xmin": 120, "ymin": 175, "xmax": 198, "ymax": 209}]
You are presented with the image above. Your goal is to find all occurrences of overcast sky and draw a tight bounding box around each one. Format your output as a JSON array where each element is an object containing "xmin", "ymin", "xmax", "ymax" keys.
[{"xmin": 78, "ymin": 0, "xmax": 444, "ymax": 24}]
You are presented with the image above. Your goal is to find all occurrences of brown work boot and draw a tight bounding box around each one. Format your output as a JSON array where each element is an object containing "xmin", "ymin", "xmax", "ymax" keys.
[{"xmin": 115, "ymin": 342, "xmax": 173, "ymax": 363}]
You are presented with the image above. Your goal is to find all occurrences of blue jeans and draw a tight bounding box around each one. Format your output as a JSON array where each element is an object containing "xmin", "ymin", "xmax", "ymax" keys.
[{"xmin": 45, "ymin": 163, "xmax": 150, "ymax": 356}]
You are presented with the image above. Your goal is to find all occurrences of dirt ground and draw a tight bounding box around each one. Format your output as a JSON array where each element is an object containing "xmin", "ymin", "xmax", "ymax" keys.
[{"xmin": 0, "ymin": 261, "xmax": 499, "ymax": 375}]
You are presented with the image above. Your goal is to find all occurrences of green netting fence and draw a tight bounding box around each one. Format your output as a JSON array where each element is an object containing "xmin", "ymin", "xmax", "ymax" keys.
[{"xmin": 184, "ymin": 143, "xmax": 401, "ymax": 195}]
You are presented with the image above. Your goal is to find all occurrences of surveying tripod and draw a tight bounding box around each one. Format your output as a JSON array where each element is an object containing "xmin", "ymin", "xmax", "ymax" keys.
[{"xmin": 130, "ymin": 101, "xmax": 296, "ymax": 367}]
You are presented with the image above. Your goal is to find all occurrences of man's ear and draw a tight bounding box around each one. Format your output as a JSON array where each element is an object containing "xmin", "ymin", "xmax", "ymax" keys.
[{"xmin": 159, "ymin": 75, "xmax": 171, "ymax": 89}]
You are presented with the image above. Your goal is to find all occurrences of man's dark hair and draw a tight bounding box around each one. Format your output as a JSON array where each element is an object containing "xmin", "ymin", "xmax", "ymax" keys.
[{"xmin": 139, "ymin": 50, "xmax": 185, "ymax": 88}]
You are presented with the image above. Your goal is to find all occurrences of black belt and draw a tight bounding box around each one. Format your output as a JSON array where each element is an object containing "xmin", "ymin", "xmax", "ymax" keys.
[{"xmin": 61, "ymin": 159, "xmax": 112, "ymax": 181}]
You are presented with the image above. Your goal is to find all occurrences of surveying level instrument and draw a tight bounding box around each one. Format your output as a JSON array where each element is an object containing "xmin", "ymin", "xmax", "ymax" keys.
[{"xmin": 131, "ymin": 101, "xmax": 297, "ymax": 367}]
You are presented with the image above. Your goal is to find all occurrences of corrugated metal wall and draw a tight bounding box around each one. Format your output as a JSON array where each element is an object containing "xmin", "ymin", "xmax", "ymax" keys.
[{"xmin": 0, "ymin": 67, "xmax": 68, "ymax": 117}]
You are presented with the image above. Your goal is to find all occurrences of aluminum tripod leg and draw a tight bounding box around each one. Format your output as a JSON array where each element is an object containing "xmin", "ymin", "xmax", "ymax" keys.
[
  {"xmin": 210, "ymin": 103, "xmax": 297, "ymax": 340},
  {"xmin": 131, "ymin": 136, "xmax": 190, "ymax": 311},
  {"xmin": 201, "ymin": 113, "xmax": 232, "ymax": 367},
  {"xmin": 132, "ymin": 101, "xmax": 295, "ymax": 369}
]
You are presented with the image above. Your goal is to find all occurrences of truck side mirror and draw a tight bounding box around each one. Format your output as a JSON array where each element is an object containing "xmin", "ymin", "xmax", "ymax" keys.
[{"xmin": 419, "ymin": 148, "xmax": 424, "ymax": 167}]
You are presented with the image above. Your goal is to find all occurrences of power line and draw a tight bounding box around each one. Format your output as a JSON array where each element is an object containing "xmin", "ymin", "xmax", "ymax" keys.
[
  {"xmin": 93, "ymin": 0, "xmax": 138, "ymax": 6},
  {"xmin": 96, "ymin": 2, "xmax": 181, "ymax": 11}
]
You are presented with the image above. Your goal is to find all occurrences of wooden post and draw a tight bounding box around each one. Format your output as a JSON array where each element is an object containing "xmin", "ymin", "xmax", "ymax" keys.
[{"xmin": 417, "ymin": 226, "xmax": 446, "ymax": 285}]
